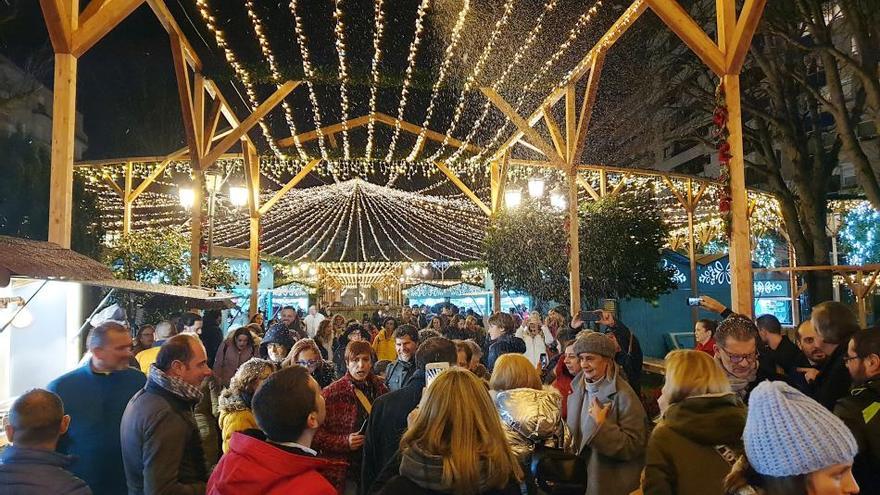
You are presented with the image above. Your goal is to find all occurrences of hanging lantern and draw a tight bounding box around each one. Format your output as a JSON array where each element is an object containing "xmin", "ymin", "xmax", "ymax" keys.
[{"xmin": 528, "ymin": 176, "xmax": 545, "ymax": 198}]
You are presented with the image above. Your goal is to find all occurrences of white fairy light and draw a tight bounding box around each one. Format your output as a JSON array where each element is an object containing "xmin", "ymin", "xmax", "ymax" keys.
[
  {"xmin": 195, "ymin": 0, "xmax": 285, "ymax": 159},
  {"xmin": 467, "ymin": 1, "xmax": 605, "ymax": 168},
  {"xmin": 404, "ymin": 0, "xmax": 470, "ymax": 162},
  {"xmin": 443, "ymin": 0, "xmax": 564, "ymax": 168},
  {"xmin": 289, "ymin": 0, "xmax": 331, "ymax": 162},
  {"xmin": 365, "ymin": 0, "xmax": 386, "ymax": 161},
  {"xmin": 383, "ymin": 0, "xmax": 432, "ymax": 164},
  {"xmin": 425, "ymin": 0, "xmax": 516, "ymax": 164},
  {"xmin": 244, "ymin": 0, "xmax": 308, "ymax": 160},
  {"xmin": 332, "ymin": 0, "xmax": 352, "ymax": 160}
]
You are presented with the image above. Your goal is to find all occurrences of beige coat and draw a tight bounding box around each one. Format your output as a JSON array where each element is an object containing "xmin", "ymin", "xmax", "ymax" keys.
[{"xmin": 566, "ymin": 363, "xmax": 647, "ymax": 495}]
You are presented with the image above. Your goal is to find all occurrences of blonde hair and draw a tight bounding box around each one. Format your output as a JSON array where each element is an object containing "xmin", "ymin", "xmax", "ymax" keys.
[
  {"xmin": 400, "ymin": 368, "xmax": 522, "ymax": 494},
  {"xmin": 662, "ymin": 349, "xmax": 731, "ymax": 404},
  {"xmin": 489, "ymin": 353, "xmax": 542, "ymax": 392}
]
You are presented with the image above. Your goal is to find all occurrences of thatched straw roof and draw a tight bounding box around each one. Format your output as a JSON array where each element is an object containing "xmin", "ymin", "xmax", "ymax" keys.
[{"xmin": 0, "ymin": 236, "xmax": 114, "ymax": 282}]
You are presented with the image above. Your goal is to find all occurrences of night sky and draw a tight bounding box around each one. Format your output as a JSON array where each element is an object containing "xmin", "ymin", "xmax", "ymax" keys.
[{"xmin": 0, "ymin": 0, "xmax": 670, "ymax": 168}]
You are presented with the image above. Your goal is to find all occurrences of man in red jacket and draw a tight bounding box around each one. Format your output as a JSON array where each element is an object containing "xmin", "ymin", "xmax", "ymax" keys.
[{"xmin": 207, "ymin": 366, "xmax": 337, "ymax": 495}]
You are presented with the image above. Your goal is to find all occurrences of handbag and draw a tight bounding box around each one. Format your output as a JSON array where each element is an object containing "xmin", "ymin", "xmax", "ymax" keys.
[
  {"xmin": 526, "ymin": 416, "xmax": 586, "ymax": 495},
  {"xmin": 529, "ymin": 445, "xmax": 587, "ymax": 495}
]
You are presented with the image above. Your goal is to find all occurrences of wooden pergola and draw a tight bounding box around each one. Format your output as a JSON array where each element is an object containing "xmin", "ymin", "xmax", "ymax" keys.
[{"xmin": 39, "ymin": 0, "xmax": 767, "ymax": 317}]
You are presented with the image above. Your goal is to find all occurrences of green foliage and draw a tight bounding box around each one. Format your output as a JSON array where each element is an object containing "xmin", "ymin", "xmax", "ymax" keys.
[
  {"xmin": 483, "ymin": 201, "xmax": 569, "ymax": 304},
  {"xmin": 103, "ymin": 228, "xmax": 238, "ymax": 291},
  {"xmin": 0, "ymin": 131, "xmax": 104, "ymax": 258},
  {"xmin": 579, "ymin": 194, "xmax": 676, "ymax": 305},
  {"xmin": 484, "ymin": 193, "xmax": 676, "ymax": 309}
]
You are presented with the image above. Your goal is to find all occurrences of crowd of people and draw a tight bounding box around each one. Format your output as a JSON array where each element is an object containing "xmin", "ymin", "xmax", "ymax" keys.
[{"xmin": 0, "ymin": 298, "xmax": 878, "ymax": 495}]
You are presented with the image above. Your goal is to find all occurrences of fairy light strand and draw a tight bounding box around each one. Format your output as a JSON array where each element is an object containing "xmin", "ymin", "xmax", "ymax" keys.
[
  {"xmin": 289, "ymin": 0, "xmax": 331, "ymax": 162},
  {"xmin": 365, "ymin": 0, "xmax": 386, "ymax": 161},
  {"xmin": 195, "ymin": 0, "xmax": 285, "ymax": 159},
  {"xmin": 332, "ymin": 0, "xmax": 352, "ymax": 160},
  {"xmin": 383, "ymin": 0, "xmax": 432, "ymax": 164}
]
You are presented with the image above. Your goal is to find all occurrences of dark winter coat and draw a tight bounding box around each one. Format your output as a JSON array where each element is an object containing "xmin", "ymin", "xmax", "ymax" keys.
[
  {"xmin": 47, "ymin": 362, "xmax": 145, "ymax": 495},
  {"xmin": 811, "ymin": 343, "xmax": 852, "ymax": 410},
  {"xmin": 313, "ymin": 373, "xmax": 388, "ymax": 492},
  {"xmin": 487, "ymin": 334, "xmax": 526, "ymax": 371},
  {"xmin": 361, "ymin": 371, "xmax": 426, "ymax": 494},
  {"xmin": 834, "ymin": 378, "xmax": 880, "ymax": 493},
  {"xmin": 643, "ymin": 393, "xmax": 747, "ymax": 495},
  {"xmin": 384, "ymin": 358, "xmax": 416, "ymax": 392},
  {"xmin": 120, "ymin": 380, "xmax": 208, "ymax": 495},
  {"xmin": 607, "ymin": 321, "xmax": 644, "ymax": 395},
  {"xmin": 0, "ymin": 446, "xmax": 92, "ymax": 494}
]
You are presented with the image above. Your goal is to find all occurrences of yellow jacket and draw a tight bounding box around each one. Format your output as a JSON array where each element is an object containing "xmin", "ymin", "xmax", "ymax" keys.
[
  {"xmin": 135, "ymin": 346, "xmax": 161, "ymax": 373},
  {"xmin": 218, "ymin": 408, "xmax": 258, "ymax": 454},
  {"xmin": 372, "ymin": 330, "xmax": 397, "ymax": 362}
]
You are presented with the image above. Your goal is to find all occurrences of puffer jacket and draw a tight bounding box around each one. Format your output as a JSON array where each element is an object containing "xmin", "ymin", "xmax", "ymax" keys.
[
  {"xmin": 218, "ymin": 389, "xmax": 258, "ymax": 454},
  {"xmin": 494, "ymin": 387, "xmax": 571, "ymax": 463},
  {"xmin": 643, "ymin": 393, "xmax": 746, "ymax": 495}
]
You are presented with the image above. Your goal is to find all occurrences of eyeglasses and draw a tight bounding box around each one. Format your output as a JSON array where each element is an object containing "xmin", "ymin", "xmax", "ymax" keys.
[
  {"xmin": 296, "ymin": 359, "xmax": 320, "ymax": 367},
  {"xmin": 843, "ymin": 355, "xmax": 861, "ymax": 363},
  {"xmin": 719, "ymin": 346, "xmax": 757, "ymax": 364}
]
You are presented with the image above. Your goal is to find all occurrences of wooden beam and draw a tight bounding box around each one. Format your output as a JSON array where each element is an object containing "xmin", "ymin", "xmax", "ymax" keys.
[
  {"xmin": 725, "ymin": 0, "xmax": 767, "ymax": 73},
  {"xmin": 278, "ymin": 115, "xmax": 371, "ymax": 147},
  {"xmin": 145, "ymin": 0, "xmax": 201, "ymax": 71},
  {"xmin": 567, "ymin": 171, "xmax": 581, "ymax": 314},
  {"xmin": 515, "ymin": 138, "xmax": 546, "ymax": 156},
  {"xmin": 489, "ymin": 0, "xmax": 647, "ymax": 163},
  {"xmin": 47, "ymin": 53, "xmax": 77, "ymax": 248},
  {"xmin": 211, "ymin": 245, "xmax": 251, "ymax": 259},
  {"xmin": 203, "ymin": 98, "xmax": 223, "ymax": 156},
  {"xmin": 610, "ymin": 178, "xmax": 627, "ymax": 196},
  {"xmin": 572, "ymin": 51, "xmax": 606, "ymax": 165},
  {"xmin": 436, "ymin": 162, "xmax": 492, "ymax": 216},
  {"xmin": 202, "ymin": 80, "xmax": 299, "ymax": 169},
  {"xmin": 373, "ymin": 112, "xmax": 483, "ymax": 154},
  {"xmin": 193, "ymin": 73, "xmax": 205, "ymax": 154},
  {"xmin": 577, "ymin": 176, "xmax": 601, "ymax": 201},
  {"xmin": 102, "ymin": 175, "xmax": 124, "ymax": 197},
  {"xmin": 480, "ymin": 87, "xmax": 567, "ymax": 169},
  {"xmin": 715, "ymin": 0, "xmax": 737, "ymax": 53},
  {"xmin": 496, "ymin": 152, "xmax": 510, "ymax": 215},
  {"xmin": 259, "ymin": 158, "xmax": 320, "ymax": 216},
  {"xmin": 542, "ymin": 106, "xmax": 566, "ymax": 159},
  {"xmin": 327, "ymin": 132, "xmax": 339, "ymax": 149},
  {"xmin": 644, "ymin": 0, "xmax": 726, "ymax": 76},
  {"xmin": 662, "ymin": 176, "xmax": 689, "ymax": 209},
  {"xmin": 490, "ymin": 159, "xmax": 500, "ymax": 213},
  {"xmin": 189, "ymin": 172, "xmax": 204, "ymax": 286},
  {"xmin": 565, "ymin": 85, "xmax": 576, "ymax": 163},
  {"xmin": 170, "ymin": 31, "xmax": 201, "ymax": 168},
  {"xmin": 39, "ymin": 0, "xmax": 75, "ymax": 54},
  {"xmin": 79, "ymin": 0, "xmax": 108, "ymax": 26},
  {"xmin": 72, "ymin": 0, "xmax": 144, "ymax": 57},
  {"xmin": 243, "ymin": 140, "xmax": 261, "ymax": 219},
  {"xmin": 122, "ymin": 161, "xmax": 133, "ymax": 234},
  {"xmin": 724, "ymin": 73, "xmax": 753, "ymax": 315},
  {"xmin": 249, "ymin": 216, "xmax": 260, "ymax": 318}
]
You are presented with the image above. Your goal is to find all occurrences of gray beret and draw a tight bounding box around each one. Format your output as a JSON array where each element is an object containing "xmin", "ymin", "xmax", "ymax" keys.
[{"xmin": 573, "ymin": 331, "xmax": 616, "ymax": 358}]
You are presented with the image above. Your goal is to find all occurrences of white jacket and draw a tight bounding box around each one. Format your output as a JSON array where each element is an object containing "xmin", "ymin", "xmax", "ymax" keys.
[{"xmin": 515, "ymin": 325, "xmax": 554, "ymax": 367}]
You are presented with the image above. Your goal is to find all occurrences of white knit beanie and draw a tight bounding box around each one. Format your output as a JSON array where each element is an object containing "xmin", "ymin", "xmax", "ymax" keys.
[{"xmin": 744, "ymin": 381, "xmax": 858, "ymax": 477}]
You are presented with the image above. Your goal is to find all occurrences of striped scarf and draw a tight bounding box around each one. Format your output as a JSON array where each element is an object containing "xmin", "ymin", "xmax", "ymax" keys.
[{"xmin": 149, "ymin": 364, "xmax": 204, "ymax": 403}]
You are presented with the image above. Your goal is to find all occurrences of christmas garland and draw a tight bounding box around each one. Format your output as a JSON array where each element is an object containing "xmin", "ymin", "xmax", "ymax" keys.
[{"xmin": 712, "ymin": 81, "xmax": 733, "ymax": 237}]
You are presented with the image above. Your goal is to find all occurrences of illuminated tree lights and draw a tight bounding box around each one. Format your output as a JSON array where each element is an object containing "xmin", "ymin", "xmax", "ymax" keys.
[{"xmin": 840, "ymin": 202, "xmax": 880, "ymax": 265}]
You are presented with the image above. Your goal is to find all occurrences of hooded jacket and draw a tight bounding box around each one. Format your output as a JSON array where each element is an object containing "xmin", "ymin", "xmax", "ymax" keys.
[
  {"xmin": 207, "ymin": 431, "xmax": 336, "ymax": 495},
  {"xmin": 217, "ymin": 389, "xmax": 257, "ymax": 455},
  {"xmin": 566, "ymin": 362, "xmax": 647, "ymax": 495},
  {"xmin": 494, "ymin": 387, "xmax": 571, "ymax": 463},
  {"xmin": 0, "ymin": 446, "xmax": 92, "ymax": 494},
  {"xmin": 643, "ymin": 393, "xmax": 747, "ymax": 495}
]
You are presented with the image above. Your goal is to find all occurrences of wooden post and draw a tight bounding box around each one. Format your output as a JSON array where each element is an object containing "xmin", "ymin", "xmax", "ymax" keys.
[
  {"xmin": 249, "ymin": 216, "xmax": 260, "ymax": 318},
  {"xmin": 567, "ymin": 172, "xmax": 581, "ymax": 315},
  {"xmin": 724, "ymin": 73, "xmax": 754, "ymax": 315},
  {"xmin": 190, "ymin": 173, "xmax": 203, "ymax": 286},
  {"xmin": 686, "ymin": 180, "xmax": 699, "ymax": 324},
  {"xmin": 788, "ymin": 241, "xmax": 800, "ymax": 325},
  {"xmin": 856, "ymin": 271, "xmax": 867, "ymax": 328},
  {"xmin": 47, "ymin": 52, "xmax": 77, "ymax": 248},
  {"xmin": 122, "ymin": 161, "xmax": 133, "ymax": 234}
]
